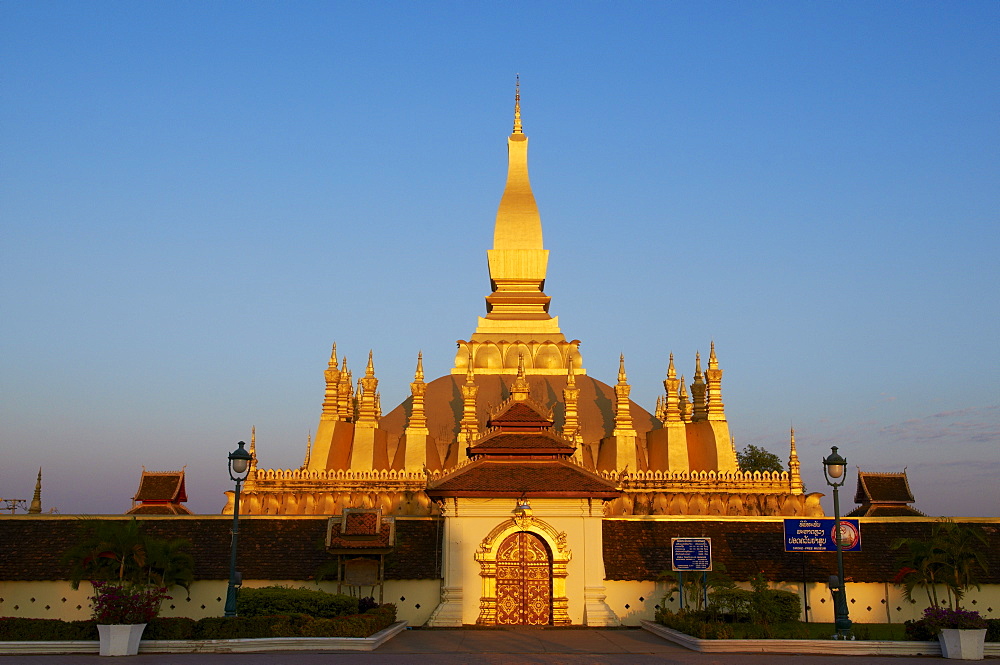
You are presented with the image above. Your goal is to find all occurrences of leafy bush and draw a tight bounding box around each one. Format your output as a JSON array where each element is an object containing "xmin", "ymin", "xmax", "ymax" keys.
[
  {"xmin": 237, "ymin": 586, "xmax": 358, "ymax": 618},
  {"xmin": 706, "ymin": 588, "xmax": 752, "ymax": 620},
  {"xmin": 143, "ymin": 617, "xmax": 197, "ymax": 640},
  {"xmin": 986, "ymin": 618, "xmax": 1000, "ymax": 642},
  {"xmin": 752, "ymin": 589, "xmax": 801, "ymax": 624},
  {"xmin": 300, "ymin": 604, "xmax": 397, "ymax": 638},
  {"xmin": 0, "ymin": 618, "xmax": 97, "ymax": 640},
  {"xmin": 191, "ymin": 614, "xmax": 312, "ymax": 639},
  {"xmin": 705, "ymin": 586, "xmax": 800, "ymax": 624},
  {"xmin": 654, "ymin": 609, "xmax": 735, "ymax": 639}
]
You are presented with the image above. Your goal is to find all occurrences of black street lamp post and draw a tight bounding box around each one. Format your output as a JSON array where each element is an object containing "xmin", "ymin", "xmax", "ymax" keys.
[
  {"xmin": 822, "ymin": 445, "xmax": 852, "ymax": 639},
  {"xmin": 224, "ymin": 440, "xmax": 252, "ymax": 618}
]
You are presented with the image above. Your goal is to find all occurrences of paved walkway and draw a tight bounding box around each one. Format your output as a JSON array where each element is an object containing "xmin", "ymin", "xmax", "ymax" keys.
[{"xmin": 1, "ymin": 627, "xmax": 956, "ymax": 664}]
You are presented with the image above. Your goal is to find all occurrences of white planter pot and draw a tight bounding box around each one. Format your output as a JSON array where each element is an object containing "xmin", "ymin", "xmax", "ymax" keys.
[
  {"xmin": 97, "ymin": 624, "xmax": 146, "ymax": 657},
  {"xmin": 938, "ymin": 628, "xmax": 987, "ymax": 660}
]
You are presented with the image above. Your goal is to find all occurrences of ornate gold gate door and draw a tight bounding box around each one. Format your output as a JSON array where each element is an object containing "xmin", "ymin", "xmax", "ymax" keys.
[{"xmin": 495, "ymin": 531, "xmax": 551, "ymax": 625}]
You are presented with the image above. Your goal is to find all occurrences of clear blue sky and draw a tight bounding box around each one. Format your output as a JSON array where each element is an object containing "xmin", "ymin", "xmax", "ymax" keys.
[{"xmin": 2, "ymin": 1, "xmax": 997, "ymax": 517}]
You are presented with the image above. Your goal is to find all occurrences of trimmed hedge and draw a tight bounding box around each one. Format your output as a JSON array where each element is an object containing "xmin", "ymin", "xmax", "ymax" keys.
[
  {"xmin": 0, "ymin": 618, "xmax": 98, "ymax": 641},
  {"xmin": 237, "ymin": 586, "xmax": 358, "ymax": 619},
  {"xmin": 0, "ymin": 604, "xmax": 397, "ymax": 641}
]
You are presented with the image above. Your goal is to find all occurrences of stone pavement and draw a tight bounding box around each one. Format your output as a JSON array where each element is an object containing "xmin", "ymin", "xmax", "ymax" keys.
[{"xmin": 0, "ymin": 627, "xmax": 958, "ymax": 664}]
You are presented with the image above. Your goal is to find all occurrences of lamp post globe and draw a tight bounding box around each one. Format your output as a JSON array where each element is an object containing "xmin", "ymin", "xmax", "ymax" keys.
[
  {"xmin": 822, "ymin": 446, "xmax": 852, "ymax": 639},
  {"xmin": 224, "ymin": 441, "xmax": 252, "ymax": 617}
]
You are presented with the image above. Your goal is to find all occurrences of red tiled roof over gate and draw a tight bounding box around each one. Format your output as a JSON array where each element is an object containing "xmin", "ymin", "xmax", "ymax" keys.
[
  {"xmin": 427, "ymin": 459, "xmax": 618, "ymax": 498},
  {"xmin": 470, "ymin": 431, "xmax": 573, "ymax": 453}
]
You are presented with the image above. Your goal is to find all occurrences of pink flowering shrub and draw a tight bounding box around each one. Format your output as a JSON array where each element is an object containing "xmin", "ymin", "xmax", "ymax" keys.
[
  {"xmin": 918, "ymin": 607, "xmax": 987, "ymax": 635},
  {"xmin": 89, "ymin": 581, "xmax": 170, "ymax": 625}
]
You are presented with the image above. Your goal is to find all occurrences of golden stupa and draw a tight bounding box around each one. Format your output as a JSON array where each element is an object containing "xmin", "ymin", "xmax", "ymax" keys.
[{"xmin": 226, "ymin": 82, "xmax": 816, "ymax": 519}]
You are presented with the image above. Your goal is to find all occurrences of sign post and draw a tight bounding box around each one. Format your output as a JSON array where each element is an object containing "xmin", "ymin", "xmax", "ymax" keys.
[
  {"xmin": 671, "ymin": 537, "xmax": 712, "ymax": 610},
  {"xmin": 783, "ymin": 519, "xmax": 861, "ymax": 552}
]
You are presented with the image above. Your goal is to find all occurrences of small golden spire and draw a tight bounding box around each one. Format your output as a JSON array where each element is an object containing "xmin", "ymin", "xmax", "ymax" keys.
[
  {"xmin": 415, "ymin": 351, "xmax": 424, "ymax": 381},
  {"xmin": 788, "ymin": 426, "xmax": 803, "ymax": 492},
  {"xmin": 366, "ymin": 350, "xmax": 375, "ymax": 377},
  {"xmin": 511, "ymin": 353, "xmax": 530, "ymax": 400},
  {"xmin": 567, "ymin": 358, "xmax": 576, "ymax": 386},
  {"xmin": 249, "ymin": 425, "xmax": 257, "ymax": 466},
  {"xmin": 663, "ymin": 353, "xmax": 681, "ymax": 422},
  {"xmin": 613, "ymin": 354, "xmax": 635, "ymax": 436},
  {"xmin": 709, "ymin": 341, "xmax": 718, "ymax": 369},
  {"xmin": 27, "ymin": 468, "xmax": 42, "ymax": 514},
  {"xmin": 304, "ymin": 432, "xmax": 312, "ymax": 468},
  {"xmin": 513, "ymin": 74, "xmax": 523, "ymax": 134},
  {"xmin": 329, "ymin": 343, "xmax": 338, "ymax": 369}
]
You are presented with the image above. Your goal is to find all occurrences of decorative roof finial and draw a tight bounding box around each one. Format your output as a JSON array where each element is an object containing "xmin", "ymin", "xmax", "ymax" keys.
[
  {"xmin": 513, "ymin": 74, "xmax": 523, "ymax": 134},
  {"xmin": 618, "ymin": 353, "xmax": 627, "ymax": 383},
  {"xmin": 511, "ymin": 353, "xmax": 530, "ymax": 400},
  {"xmin": 415, "ymin": 351, "xmax": 424, "ymax": 381}
]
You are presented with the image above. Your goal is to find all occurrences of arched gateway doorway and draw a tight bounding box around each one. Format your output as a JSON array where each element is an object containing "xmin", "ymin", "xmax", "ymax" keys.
[
  {"xmin": 496, "ymin": 531, "xmax": 551, "ymax": 624},
  {"xmin": 475, "ymin": 516, "xmax": 572, "ymax": 625}
]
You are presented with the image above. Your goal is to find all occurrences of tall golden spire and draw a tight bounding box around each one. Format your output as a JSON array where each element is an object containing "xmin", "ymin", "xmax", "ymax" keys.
[
  {"xmin": 356, "ymin": 351, "xmax": 379, "ymax": 426},
  {"xmin": 563, "ymin": 361, "xmax": 580, "ymax": 445},
  {"xmin": 613, "ymin": 354, "xmax": 635, "ymax": 435},
  {"xmin": 706, "ymin": 341, "xmax": 726, "ymax": 421},
  {"xmin": 407, "ymin": 352, "xmax": 428, "ymax": 432},
  {"xmin": 321, "ymin": 343, "xmax": 341, "ymax": 421},
  {"xmin": 459, "ymin": 351, "xmax": 480, "ymax": 446},
  {"xmin": 454, "ymin": 79, "xmax": 581, "ymax": 376},
  {"xmin": 663, "ymin": 353, "xmax": 681, "ymax": 422}
]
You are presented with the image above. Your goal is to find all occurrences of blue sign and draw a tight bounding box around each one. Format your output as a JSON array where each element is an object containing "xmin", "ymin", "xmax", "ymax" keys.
[
  {"xmin": 784, "ymin": 519, "xmax": 862, "ymax": 552},
  {"xmin": 671, "ymin": 537, "xmax": 712, "ymax": 571}
]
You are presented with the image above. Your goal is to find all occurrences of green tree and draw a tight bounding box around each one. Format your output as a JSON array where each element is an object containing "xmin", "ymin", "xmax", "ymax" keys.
[{"xmin": 736, "ymin": 445, "xmax": 784, "ymax": 474}]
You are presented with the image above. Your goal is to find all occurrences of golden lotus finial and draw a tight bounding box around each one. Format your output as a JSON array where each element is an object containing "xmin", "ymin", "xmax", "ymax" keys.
[{"xmin": 513, "ymin": 74, "xmax": 523, "ymax": 134}]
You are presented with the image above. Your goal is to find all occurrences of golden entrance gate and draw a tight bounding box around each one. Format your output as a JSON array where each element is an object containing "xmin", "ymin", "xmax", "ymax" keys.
[{"xmin": 495, "ymin": 531, "xmax": 552, "ymax": 625}]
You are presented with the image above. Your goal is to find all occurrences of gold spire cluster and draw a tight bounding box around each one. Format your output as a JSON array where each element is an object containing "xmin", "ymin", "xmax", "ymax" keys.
[{"xmin": 658, "ymin": 349, "xmax": 729, "ymax": 424}]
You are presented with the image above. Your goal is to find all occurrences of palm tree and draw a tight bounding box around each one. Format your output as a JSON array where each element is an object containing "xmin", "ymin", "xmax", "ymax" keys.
[
  {"xmin": 937, "ymin": 521, "xmax": 989, "ymax": 610},
  {"xmin": 891, "ymin": 535, "xmax": 946, "ymax": 608},
  {"xmin": 62, "ymin": 518, "xmax": 194, "ymax": 592},
  {"xmin": 892, "ymin": 519, "xmax": 990, "ymax": 610}
]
